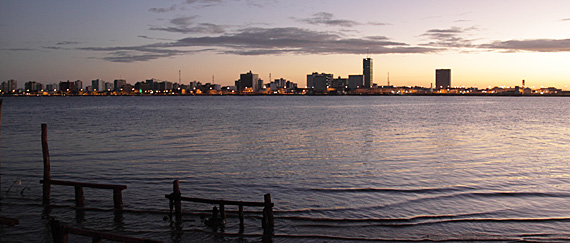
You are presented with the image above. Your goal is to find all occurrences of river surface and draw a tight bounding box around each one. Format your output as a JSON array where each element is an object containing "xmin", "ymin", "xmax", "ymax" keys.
[{"xmin": 1, "ymin": 95, "xmax": 570, "ymax": 242}]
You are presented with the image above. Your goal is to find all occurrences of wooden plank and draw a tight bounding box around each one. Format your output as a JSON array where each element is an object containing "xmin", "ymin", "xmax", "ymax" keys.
[
  {"xmin": 41, "ymin": 179, "xmax": 126, "ymax": 190},
  {"xmin": 178, "ymin": 196, "xmax": 272, "ymax": 207}
]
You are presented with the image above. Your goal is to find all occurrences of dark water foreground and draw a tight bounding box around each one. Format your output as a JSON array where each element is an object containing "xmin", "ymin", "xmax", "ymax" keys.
[{"xmin": 2, "ymin": 96, "xmax": 570, "ymax": 242}]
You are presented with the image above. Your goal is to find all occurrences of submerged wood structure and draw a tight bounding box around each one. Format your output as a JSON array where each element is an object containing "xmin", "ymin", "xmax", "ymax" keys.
[
  {"xmin": 165, "ymin": 180, "xmax": 274, "ymax": 235},
  {"xmin": 40, "ymin": 123, "xmax": 127, "ymax": 212},
  {"xmin": 0, "ymin": 216, "xmax": 19, "ymax": 226},
  {"xmin": 50, "ymin": 219, "xmax": 162, "ymax": 243}
]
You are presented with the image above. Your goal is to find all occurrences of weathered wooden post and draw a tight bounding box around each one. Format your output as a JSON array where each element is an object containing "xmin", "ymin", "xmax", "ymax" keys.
[
  {"xmin": 42, "ymin": 123, "xmax": 51, "ymax": 205},
  {"xmin": 74, "ymin": 186, "xmax": 85, "ymax": 208},
  {"xmin": 238, "ymin": 204, "xmax": 244, "ymax": 229},
  {"xmin": 113, "ymin": 188, "xmax": 123, "ymax": 211},
  {"xmin": 262, "ymin": 193, "xmax": 274, "ymax": 243},
  {"xmin": 50, "ymin": 219, "xmax": 69, "ymax": 243},
  {"xmin": 173, "ymin": 180, "xmax": 182, "ymax": 222},
  {"xmin": 262, "ymin": 193, "xmax": 274, "ymax": 232}
]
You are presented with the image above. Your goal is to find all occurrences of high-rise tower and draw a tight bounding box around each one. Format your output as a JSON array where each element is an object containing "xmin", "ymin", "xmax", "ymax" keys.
[
  {"xmin": 435, "ymin": 69, "xmax": 451, "ymax": 89},
  {"xmin": 363, "ymin": 58, "xmax": 373, "ymax": 88}
]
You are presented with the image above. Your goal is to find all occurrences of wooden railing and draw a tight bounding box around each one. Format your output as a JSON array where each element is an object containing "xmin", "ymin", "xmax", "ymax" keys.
[
  {"xmin": 165, "ymin": 180, "xmax": 274, "ymax": 235},
  {"xmin": 40, "ymin": 124, "xmax": 126, "ymax": 212}
]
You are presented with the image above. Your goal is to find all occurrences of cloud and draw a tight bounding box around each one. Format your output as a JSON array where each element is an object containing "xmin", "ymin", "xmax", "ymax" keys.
[
  {"xmin": 138, "ymin": 35, "xmax": 172, "ymax": 41},
  {"xmin": 151, "ymin": 23, "xmax": 226, "ymax": 34},
  {"xmin": 479, "ymin": 39, "xmax": 570, "ymax": 52},
  {"xmin": 0, "ymin": 48, "xmax": 35, "ymax": 51},
  {"xmin": 185, "ymin": 0, "xmax": 223, "ymax": 7},
  {"xmin": 82, "ymin": 27, "xmax": 438, "ymax": 62},
  {"xmin": 167, "ymin": 27, "xmax": 436, "ymax": 55},
  {"xmin": 562, "ymin": 18, "xmax": 570, "ymax": 22},
  {"xmin": 150, "ymin": 16, "xmax": 226, "ymax": 34},
  {"xmin": 297, "ymin": 12, "xmax": 361, "ymax": 27},
  {"xmin": 149, "ymin": 5, "xmax": 176, "ymax": 13},
  {"xmin": 368, "ymin": 21, "xmax": 391, "ymax": 26},
  {"xmin": 420, "ymin": 26, "xmax": 478, "ymax": 48},
  {"xmin": 170, "ymin": 16, "xmax": 197, "ymax": 27},
  {"xmin": 80, "ymin": 46, "xmax": 190, "ymax": 63},
  {"xmin": 56, "ymin": 41, "xmax": 82, "ymax": 45}
]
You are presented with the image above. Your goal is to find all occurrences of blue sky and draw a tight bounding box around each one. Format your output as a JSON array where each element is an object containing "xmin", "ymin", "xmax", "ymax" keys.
[{"xmin": 1, "ymin": 0, "xmax": 570, "ymax": 88}]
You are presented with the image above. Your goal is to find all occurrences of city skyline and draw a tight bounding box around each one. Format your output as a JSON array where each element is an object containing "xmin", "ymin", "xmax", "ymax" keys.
[{"xmin": 2, "ymin": 0, "xmax": 570, "ymax": 89}]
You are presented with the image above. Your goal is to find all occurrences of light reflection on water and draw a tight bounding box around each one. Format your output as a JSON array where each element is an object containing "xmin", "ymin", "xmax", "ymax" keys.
[{"xmin": 2, "ymin": 96, "xmax": 570, "ymax": 242}]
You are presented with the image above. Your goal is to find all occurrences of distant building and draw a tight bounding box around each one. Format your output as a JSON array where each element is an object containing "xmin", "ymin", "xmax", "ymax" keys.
[
  {"xmin": 104, "ymin": 82, "xmax": 113, "ymax": 91},
  {"xmin": 59, "ymin": 80, "xmax": 79, "ymax": 92},
  {"xmin": 1, "ymin": 79, "xmax": 18, "ymax": 93},
  {"xmin": 46, "ymin": 83, "xmax": 58, "ymax": 92},
  {"xmin": 436, "ymin": 69, "xmax": 451, "ymax": 89},
  {"xmin": 74, "ymin": 80, "xmax": 83, "ymax": 91},
  {"xmin": 92, "ymin": 79, "xmax": 104, "ymax": 91},
  {"xmin": 332, "ymin": 76, "xmax": 347, "ymax": 89},
  {"xmin": 114, "ymin": 79, "xmax": 127, "ymax": 91},
  {"xmin": 25, "ymin": 81, "xmax": 38, "ymax": 92},
  {"xmin": 307, "ymin": 72, "xmax": 333, "ymax": 92},
  {"xmin": 237, "ymin": 71, "xmax": 260, "ymax": 91},
  {"xmin": 348, "ymin": 75, "xmax": 364, "ymax": 90},
  {"xmin": 363, "ymin": 58, "xmax": 373, "ymax": 88}
]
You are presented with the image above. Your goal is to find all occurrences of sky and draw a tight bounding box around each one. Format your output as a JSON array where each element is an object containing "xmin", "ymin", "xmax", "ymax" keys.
[{"xmin": 1, "ymin": 0, "xmax": 570, "ymax": 89}]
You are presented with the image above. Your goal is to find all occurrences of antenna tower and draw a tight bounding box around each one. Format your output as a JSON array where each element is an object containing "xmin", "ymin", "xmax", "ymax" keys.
[
  {"xmin": 387, "ymin": 72, "xmax": 390, "ymax": 86},
  {"xmin": 179, "ymin": 70, "xmax": 181, "ymax": 84}
]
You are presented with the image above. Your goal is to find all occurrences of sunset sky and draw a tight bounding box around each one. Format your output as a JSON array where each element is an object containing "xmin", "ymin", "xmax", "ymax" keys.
[{"xmin": 1, "ymin": 0, "xmax": 570, "ymax": 89}]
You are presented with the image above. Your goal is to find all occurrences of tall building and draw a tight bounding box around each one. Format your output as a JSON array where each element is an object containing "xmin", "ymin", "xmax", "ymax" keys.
[
  {"xmin": 114, "ymin": 79, "xmax": 127, "ymax": 91},
  {"xmin": 436, "ymin": 69, "xmax": 451, "ymax": 89},
  {"xmin": 74, "ymin": 80, "xmax": 83, "ymax": 91},
  {"xmin": 92, "ymin": 79, "xmax": 104, "ymax": 91},
  {"xmin": 237, "ymin": 71, "xmax": 259, "ymax": 91},
  {"xmin": 59, "ymin": 80, "xmax": 77, "ymax": 92},
  {"xmin": 363, "ymin": 58, "xmax": 373, "ymax": 88},
  {"xmin": 25, "ymin": 81, "xmax": 38, "ymax": 92},
  {"xmin": 1, "ymin": 79, "xmax": 18, "ymax": 92}
]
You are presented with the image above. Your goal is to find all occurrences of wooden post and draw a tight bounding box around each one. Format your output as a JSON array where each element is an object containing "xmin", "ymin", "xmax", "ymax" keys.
[
  {"xmin": 262, "ymin": 193, "xmax": 274, "ymax": 232},
  {"xmin": 113, "ymin": 188, "xmax": 123, "ymax": 211},
  {"xmin": 74, "ymin": 186, "xmax": 85, "ymax": 208},
  {"xmin": 173, "ymin": 180, "xmax": 182, "ymax": 222},
  {"xmin": 238, "ymin": 204, "xmax": 244, "ymax": 229},
  {"xmin": 50, "ymin": 219, "xmax": 69, "ymax": 243},
  {"xmin": 41, "ymin": 123, "xmax": 51, "ymax": 205}
]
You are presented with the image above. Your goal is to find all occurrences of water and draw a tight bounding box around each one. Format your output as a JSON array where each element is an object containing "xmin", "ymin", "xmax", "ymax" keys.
[{"xmin": 2, "ymin": 95, "xmax": 570, "ymax": 242}]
